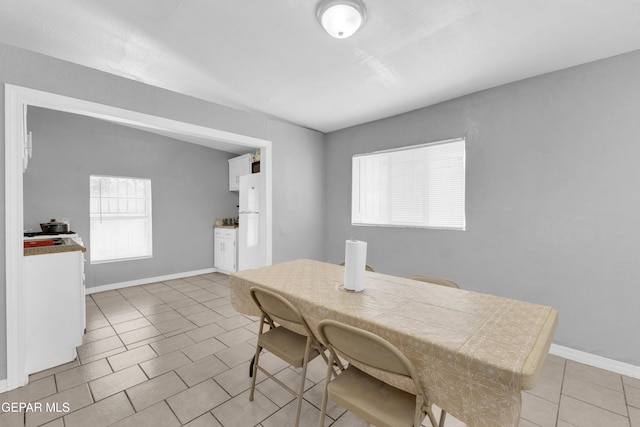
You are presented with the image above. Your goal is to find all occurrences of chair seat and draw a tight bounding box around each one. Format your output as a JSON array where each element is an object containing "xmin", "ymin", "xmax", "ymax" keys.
[
  {"xmin": 328, "ymin": 366, "xmax": 420, "ymax": 427},
  {"xmin": 258, "ymin": 326, "xmax": 319, "ymax": 367}
]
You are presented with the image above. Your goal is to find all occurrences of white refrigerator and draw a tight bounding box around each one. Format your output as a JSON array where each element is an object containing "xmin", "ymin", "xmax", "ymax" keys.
[{"xmin": 238, "ymin": 172, "xmax": 267, "ymax": 270}]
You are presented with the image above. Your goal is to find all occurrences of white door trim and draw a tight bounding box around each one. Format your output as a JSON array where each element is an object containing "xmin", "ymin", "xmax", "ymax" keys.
[
  {"xmin": 4, "ymin": 83, "xmax": 273, "ymax": 390},
  {"xmin": 5, "ymin": 84, "xmax": 27, "ymax": 390}
]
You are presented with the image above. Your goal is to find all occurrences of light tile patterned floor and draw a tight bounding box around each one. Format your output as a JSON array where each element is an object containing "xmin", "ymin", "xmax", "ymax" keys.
[{"xmin": 1, "ymin": 272, "xmax": 639, "ymax": 426}]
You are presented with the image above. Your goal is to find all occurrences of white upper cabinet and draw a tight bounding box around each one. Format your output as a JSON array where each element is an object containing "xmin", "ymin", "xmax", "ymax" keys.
[{"xmin": 228, "ymin": 154, "xmax": 252, "ymax": 191}]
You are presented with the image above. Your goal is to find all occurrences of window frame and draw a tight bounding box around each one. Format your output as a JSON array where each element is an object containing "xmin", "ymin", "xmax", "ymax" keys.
[
  {"xmin": 351, "ymin": 137, "xmax": 466, "ymax": 230},
  {"xmin": 89, "ymin": 174, "xmax": 153, "ymax": 264}
]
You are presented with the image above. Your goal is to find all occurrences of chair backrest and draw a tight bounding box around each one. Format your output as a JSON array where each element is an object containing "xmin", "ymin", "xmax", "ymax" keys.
[
  {"xmin": 409, "ymin": 274, "xmax": 459, "ymax": 289},
  {"xmin": 250, "ymin": 287, "xmax": 310, "ymax": 331},
  {"xmin": 339, "ymin": 262, "xmax": 375, "ymax": 272},
  {"xmin": 318, "ymin": 319, "xmax": 420, "ymax": 383}
]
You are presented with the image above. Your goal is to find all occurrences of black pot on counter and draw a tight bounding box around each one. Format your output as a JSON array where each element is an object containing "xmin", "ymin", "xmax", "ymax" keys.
[{"xmin": 40, "ymin": 219, "xmax": 69, "ymax": 233}]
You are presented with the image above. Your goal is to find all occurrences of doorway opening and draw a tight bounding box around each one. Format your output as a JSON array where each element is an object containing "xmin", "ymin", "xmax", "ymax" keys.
[{"xmin": 5, "ymin": 84, "xmax": 273, "ymax": 390}]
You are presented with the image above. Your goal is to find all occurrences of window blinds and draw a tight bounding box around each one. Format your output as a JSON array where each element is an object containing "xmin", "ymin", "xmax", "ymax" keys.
[
  {"xmin": 352, "ymin": 138, "xmax": 465, "ymax": 230},
  {"xmin": 90, "ymin": 175, "xmax": 153, "ymax": 263}
]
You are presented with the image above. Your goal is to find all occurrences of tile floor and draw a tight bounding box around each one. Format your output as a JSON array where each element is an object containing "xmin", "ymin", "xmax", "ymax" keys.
[{"xmin": 0, "ymin": 272, "xmax": 638, "ymax": 427}]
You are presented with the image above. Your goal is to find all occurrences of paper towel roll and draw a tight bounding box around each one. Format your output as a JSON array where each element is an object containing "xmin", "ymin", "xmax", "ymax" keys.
[{"xmin": 344, "ymin": 239, "xmax": 367, "ymax": 292}]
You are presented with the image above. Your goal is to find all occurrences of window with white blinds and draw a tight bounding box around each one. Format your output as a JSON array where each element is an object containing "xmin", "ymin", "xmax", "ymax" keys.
[
  {"xmin": 90, "ymin": 175, "xmax": 153, "ymax": 263},
  {"xmin": 352, "ymin": 138, "xmax": 465, "ymax": 230}
]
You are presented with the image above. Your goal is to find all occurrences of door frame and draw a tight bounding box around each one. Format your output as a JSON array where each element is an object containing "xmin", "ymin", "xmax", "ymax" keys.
[{"xmin": 4, "ymin": 83, "xmax": 273, "ymax": 390}]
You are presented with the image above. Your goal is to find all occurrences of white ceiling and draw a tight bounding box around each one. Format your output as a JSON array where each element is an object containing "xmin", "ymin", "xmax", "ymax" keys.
[{"xmin": 2, "ymin": 0, "xmax": 640, "ymax": 133}]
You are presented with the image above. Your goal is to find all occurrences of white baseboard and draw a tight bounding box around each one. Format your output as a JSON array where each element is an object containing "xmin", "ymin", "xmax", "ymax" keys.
[
  {"xmin": 550, "ymin": 344, "xmax": 639, "ymax": 379},
  {"xmin": 85, "ymin": 268, "xmax": 216, "ymax": 295},
  {"xmin": 0, "ymin": 378, "xmax": 7, "ymax": 393}
]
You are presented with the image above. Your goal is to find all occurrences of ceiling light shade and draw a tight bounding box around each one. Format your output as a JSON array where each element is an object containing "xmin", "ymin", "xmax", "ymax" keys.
[{"xmin": 317, "ymin": 0, "xmax": 366, "ymax": 39}]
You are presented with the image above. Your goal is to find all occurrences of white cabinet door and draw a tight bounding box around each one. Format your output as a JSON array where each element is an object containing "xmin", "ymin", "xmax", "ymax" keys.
[
  {"xmin": 228, "ymin": 154, "xmax": 252, "ymax": 191},
  {"xmin": 223, "ymin": 231, "xmax": 236, "ymax": 271},
  {"xmin": 214, "ymin": 230, "xmax": 225, "ymax": 270}
]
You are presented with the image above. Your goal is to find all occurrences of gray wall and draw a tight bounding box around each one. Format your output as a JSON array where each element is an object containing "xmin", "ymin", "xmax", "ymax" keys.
[
  {"xmin": 324, "ymin": 49, "xmax": 640, "ymax": 365},
  {"xmin": 0, "ymin": 43, "xmax": 326, "ymax": 381},
  {"xmin": 24, "ymin": 107, "xmax": 241, "ymax": 288},
  {"xmin": 268, "ymin": 118, "xmax": 326, "ymax": 262}
]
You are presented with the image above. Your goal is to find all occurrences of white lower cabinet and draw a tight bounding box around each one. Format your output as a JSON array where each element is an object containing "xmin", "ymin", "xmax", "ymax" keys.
[
  {"xmin": 214, "ymin": 228, "xmax": 237, "ymax": 273},
  {"xmin": 24, "ymin": 250, "xmax": 84, "ymax": 375}
]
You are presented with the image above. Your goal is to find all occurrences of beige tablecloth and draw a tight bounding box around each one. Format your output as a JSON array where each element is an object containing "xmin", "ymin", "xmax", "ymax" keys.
[{"xmin": 230, "ymin": 259, "xmax": 557, "ymax": 427}]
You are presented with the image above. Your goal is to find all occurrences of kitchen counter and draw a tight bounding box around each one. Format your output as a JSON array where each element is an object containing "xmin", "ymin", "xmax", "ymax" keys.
[
  {"xmin": 24, "ymin": 238, "xmax": 86, "ymax": 256},
  {"xmin": 214, "ymin": 225, "xmax": 238, "ymax": 229}
]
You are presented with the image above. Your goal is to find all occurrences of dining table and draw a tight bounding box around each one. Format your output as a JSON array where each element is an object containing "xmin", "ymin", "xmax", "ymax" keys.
[{"xmin": 229, "ymin": 259, "xmax": 558, "ymax": 427}]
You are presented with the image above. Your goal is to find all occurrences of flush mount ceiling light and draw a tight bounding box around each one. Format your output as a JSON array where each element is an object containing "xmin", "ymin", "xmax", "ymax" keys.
[{"xmin": 317, "ymin": 0, "xmax": 367, "ymax": 39}]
